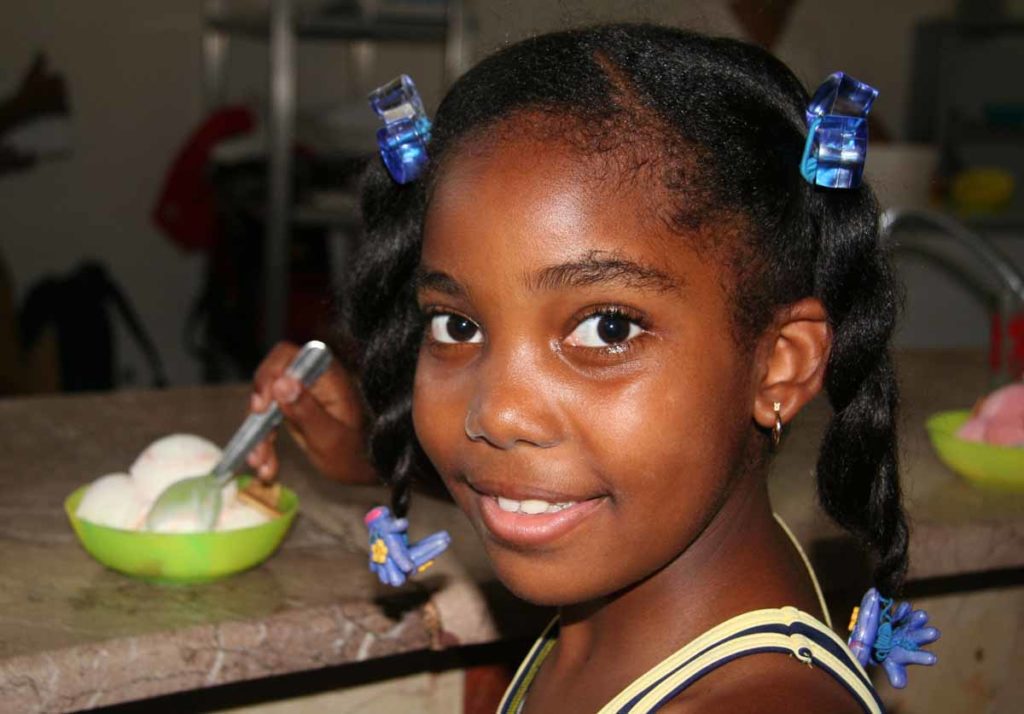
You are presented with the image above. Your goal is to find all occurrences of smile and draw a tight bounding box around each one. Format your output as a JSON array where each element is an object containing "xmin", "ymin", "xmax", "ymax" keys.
[
  {"xmin": 496, "ymin": 496, "xmax": 575, "ymax": 514},
  {"xmin": 470, "ymin": 486, "xmax": 606, "ymax": 548}
]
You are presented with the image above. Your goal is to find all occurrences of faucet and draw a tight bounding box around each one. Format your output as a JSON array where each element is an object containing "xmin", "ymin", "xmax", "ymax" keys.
[{"xmin": 880, "ymin": 207, "xmax": 1024, "ymax": 382}]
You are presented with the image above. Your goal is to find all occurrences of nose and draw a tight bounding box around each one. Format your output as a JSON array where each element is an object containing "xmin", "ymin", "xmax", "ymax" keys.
[{"xmin": 463, "ymin": 349, "xmax": 562, "ymax": 450}]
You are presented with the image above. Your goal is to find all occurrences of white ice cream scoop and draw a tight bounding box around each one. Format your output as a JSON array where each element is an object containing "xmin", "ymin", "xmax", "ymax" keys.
[
  {"xmin": 144, "ymin": 341, "xmax": 331, "ymax": 532},
  {"xmin": 76, "ymin": 473, "xmax": 147, "ymax": 530},
  {"xmin": 130, "ymin": 433, "xmax": 223, "ymax": 503}
]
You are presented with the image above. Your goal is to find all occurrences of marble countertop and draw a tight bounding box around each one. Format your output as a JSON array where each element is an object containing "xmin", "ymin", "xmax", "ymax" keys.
[
  {"xmin": 0, "ymin": 384, "xmax": 534, "ymax": 712},
  {"xmin": 0, "ymin": 349, "xmax": 1021, "ymax": 711}
]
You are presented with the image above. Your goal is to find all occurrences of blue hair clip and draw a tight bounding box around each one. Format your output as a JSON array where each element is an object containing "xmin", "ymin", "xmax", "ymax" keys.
[
  {"xmin": 368, "ymin": 75, "xmax": 432, "ymax": 184},
  {"xmin": 800, "ymin": 72, "xmax": 878, "ymax": 189},
  {"xmin": 364, "ymin": 506, "xmax": 451, "ymax": 587},
  {"xmin": 848, "ymin": 588, "xmax": 940, "ymax": 688}
]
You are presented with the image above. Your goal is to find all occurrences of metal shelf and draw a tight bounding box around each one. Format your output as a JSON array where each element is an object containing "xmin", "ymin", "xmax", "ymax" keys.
[
  {"xmin": 202, "ymin": 0, "xmax": 469, "ymax": 350},
  {"xmin": 208, "ymin": 13, "xmax": 448, "ymax": 43}
]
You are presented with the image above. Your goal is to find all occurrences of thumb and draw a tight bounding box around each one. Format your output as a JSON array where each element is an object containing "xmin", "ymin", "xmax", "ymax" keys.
[{"xmin": 273, "ymin": 376, "xmax": 343, "ymax": 453}]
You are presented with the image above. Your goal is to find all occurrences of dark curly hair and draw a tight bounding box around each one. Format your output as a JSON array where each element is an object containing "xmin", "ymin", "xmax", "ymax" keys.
[{"xmin": 346, "ymin": 24, "xmax": 908, "ymax": 597}]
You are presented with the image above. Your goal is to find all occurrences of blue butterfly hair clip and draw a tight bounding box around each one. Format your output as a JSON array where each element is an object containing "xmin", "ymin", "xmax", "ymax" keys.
[
  {"xmin": 848, "ymin": 588, "xmax": 940, "ymax": 688},
  {"xmin": 369, "ymin": 74, "xmax": 432, "ymax": 184},
  {"xmin": 800, "ymin": 72, "xmax": 878, "ymax": 189}
]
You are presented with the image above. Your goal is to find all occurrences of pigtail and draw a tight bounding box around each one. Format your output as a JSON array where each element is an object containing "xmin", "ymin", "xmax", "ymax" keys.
[
  {"xmin": 812, "ymin": 188, "xmax": 909, "ymax": 597},
  {"xmin": 347, "ymin": 162, "xmax": 426, "ymax": 517}
]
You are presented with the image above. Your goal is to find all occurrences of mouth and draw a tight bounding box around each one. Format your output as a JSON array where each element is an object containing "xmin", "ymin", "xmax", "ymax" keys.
[{"xmin": 466, "ymin": 480, "xmax": 607, "ymax": 548}]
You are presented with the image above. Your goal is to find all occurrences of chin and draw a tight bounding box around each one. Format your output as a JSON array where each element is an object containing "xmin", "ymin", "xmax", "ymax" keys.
[{"xmin": 484, "ymin": 543, "xmax": 610, "ymax": 607}]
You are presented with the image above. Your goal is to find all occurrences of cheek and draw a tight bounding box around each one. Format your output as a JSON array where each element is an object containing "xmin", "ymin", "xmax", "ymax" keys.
[
  {"xmin": 565, "ymin": 336, "xmax": 753, "ymax": 574},
  {"xmin": 412, "ymin": 355, "xmax": 465, "ymax": 483},
  {"xmin": 578, "ymin": 339, "xmax": 749, "ymax": 491}
]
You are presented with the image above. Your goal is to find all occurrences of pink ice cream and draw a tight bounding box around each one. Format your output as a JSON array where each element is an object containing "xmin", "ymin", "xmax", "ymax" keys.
[{"xmin": 957, "ymin": 384, "xmax": 1024, "ymax": 447}]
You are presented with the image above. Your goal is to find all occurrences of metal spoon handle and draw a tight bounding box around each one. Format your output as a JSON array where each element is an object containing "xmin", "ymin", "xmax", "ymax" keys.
[{"xmin": 213, "ymin": 341, "xmax": 332, "ymax": 485}]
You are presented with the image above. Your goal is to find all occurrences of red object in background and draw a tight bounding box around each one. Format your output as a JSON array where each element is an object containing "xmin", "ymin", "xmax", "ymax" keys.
[
  {"xmin": 152, "ymin": 106, "xmax": 255, "ymax": 253},
  {"xmin": 989, "ymin": 312, "xmax": 1024, "ymax": 379}
]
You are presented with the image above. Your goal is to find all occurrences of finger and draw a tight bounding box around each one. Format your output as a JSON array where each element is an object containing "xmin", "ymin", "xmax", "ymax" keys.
[
  {"xmin": 309, "ymin": 361, "xmax": 364, "ymax": 427},
  {"xmin": 276, "ymin": 378, "xmax": 350, "ymax": 453},
  {"xmin": 248, "ymin": 440, "xmax": 271, "ymax": 469},
  {"xmin": 905, "ymin": 626, "xmax": 940, "ymax": 646},
  {"xmin": 891, "ymin": 647, "xmax": 937, "ymax": 667},
  {"xmin": 246, "ymin": 430, "xmax": 277, "ymax": 463},
  {"xmin": 250, "ymin": 391, "xmax": 270, "ymax": 415},
  {"xmin": 253, "ymin": 342, "xmax": 300, "ymax": 409},
  {"xmin": 257, "ymin": 446, "xmax": 279, "ymax": 482},
  {"xmin": 893, "ymin": 601, "xmax": 912, "ymax": 623},
  {"xmin": 882, "ymin": 658, "xmax": 907, "ymax": 689},
  {"xmin": 271, "ymin": 369, "xmax": 375, "ymax": 485}
]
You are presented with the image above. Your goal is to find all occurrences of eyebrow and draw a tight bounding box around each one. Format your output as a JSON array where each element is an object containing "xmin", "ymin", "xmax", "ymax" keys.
[
  {"xmin": 529, "ymin": 251, "xmax": 682, "ymax": 294},
  {"xmin": 414, "ymin": 251, "xmax": 682, "ymax": 299},
  {"xmin": 414, "ymin": 268, "xmax": 466, "ymax": 297}
]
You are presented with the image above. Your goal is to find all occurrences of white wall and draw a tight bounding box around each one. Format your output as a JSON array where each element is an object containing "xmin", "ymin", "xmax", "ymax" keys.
[
  {"xmin": 0, "ymin": 0, "xmax": 449, "ymax": 388},
  {"xmin": 0, "ymin": 1, "xmax": 209, "ymax": 386}
]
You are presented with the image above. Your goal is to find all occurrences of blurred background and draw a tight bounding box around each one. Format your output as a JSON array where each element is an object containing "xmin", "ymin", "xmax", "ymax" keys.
[{"xmin": 2, "ymin": 0, "xmax": 1024, "ymax": 394}]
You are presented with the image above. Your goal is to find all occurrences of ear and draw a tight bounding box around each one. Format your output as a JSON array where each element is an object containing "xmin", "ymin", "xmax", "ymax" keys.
[{"xmin": 753, "ymin": 297, "xmax": 831, "ymax": 430}]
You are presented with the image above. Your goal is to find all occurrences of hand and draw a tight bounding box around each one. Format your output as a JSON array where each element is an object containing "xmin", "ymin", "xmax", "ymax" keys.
[{"xmin": 248, "ymin": 341, "xmax": 376, "ymax": 485}]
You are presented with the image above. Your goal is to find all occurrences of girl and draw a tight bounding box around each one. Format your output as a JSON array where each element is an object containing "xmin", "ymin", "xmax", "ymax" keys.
[{"xmin": 279, "ymin": 23, "xmax": 940, "ymax": 713}]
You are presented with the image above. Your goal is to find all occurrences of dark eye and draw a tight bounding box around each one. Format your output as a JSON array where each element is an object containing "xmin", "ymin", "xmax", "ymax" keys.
[
  {"xmin": 566, "ymin": 312, "xmax": 642, "ymax": 348},
  {"xmin": 429, "ymin": 313, "xmax": 483, "ymax": 344}
]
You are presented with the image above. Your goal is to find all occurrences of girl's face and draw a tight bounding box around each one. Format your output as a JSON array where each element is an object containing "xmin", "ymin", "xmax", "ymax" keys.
[{"xmin": 413, "ymin": 133, "xmax": 761, "ymax": 606}]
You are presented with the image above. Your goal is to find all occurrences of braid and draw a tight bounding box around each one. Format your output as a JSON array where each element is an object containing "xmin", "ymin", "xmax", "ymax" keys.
[
  {"xmin": 812, "ymin": 189, "xmax": 908, "ymax": 597},
  {"xmin": 346, "ymin": 163, "xmax": 425, "ymax": 517}
]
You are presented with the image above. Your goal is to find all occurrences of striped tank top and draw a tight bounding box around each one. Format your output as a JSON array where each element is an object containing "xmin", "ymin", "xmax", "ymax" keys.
[{"xmin": 497, "ymin": 517, "xmax": 884, "ymax": 714}]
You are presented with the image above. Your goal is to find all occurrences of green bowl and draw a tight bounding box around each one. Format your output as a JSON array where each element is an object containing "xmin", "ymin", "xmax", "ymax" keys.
[
  {"xmin": 926, "ymin": 410, "xmax": 1024, "ymax": 492},
  {"xmin": 64, "ymin": 479, "xmax": 299, "ymax": 583}
]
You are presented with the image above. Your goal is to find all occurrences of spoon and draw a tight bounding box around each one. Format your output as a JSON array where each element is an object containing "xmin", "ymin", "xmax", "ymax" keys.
[{"xmin": 144, "ymin": 340, "xmax": 332, "ymax": 532}]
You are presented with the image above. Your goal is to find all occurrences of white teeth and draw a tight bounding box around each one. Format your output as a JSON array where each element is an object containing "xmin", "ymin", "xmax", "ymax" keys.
[
  {"xmin": 497, "ymin": 497, "xmax": 520, "ymax": 513},
  {"xmin": 520, "ymin": 499, "xmax": 549, "ymax": 515},
  {"xmin": 495, "ymin": 497, "xmax": 577, "ymax": 515}
]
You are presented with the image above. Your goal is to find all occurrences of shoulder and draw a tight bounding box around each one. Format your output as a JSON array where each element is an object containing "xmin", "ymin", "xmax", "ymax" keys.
[{"xmin": 657, "ymin": 652, "xmax": 868, "ymax": 714}]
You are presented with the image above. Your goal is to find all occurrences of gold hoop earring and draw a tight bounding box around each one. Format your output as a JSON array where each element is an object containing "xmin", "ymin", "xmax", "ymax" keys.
[{"xmin": 772, "ymin": 401, "xmax": 783, "ymax": 448}]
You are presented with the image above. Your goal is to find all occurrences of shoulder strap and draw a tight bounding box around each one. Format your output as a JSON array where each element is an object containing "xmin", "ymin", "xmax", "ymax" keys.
[
  {"xmin": 601, "ymin": 607, "xmax": 882, "ymax": 714},
  {"xmin": 498, "ymin": 618, "xmax": 559, "ymax": 714},
  {"xmin": 498, "ymin": 520, "xmax": 866, "ymax": 714}
]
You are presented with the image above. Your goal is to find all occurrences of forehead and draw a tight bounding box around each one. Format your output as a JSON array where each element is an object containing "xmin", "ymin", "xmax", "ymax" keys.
[{"xmin": 423, "ymin": 131, "xmax": 693, "ymax": 272}]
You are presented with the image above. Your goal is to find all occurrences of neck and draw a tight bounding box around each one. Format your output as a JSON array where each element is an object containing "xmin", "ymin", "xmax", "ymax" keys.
[{"xmin": 550, "ymin": 468, "xmax": 821, "ymax": 679}]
